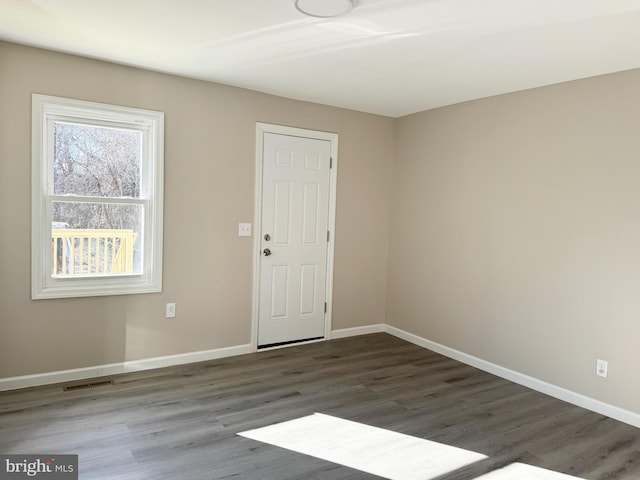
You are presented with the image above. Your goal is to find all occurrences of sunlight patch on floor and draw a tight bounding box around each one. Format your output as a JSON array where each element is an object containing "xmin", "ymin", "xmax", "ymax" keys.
[
  {"xmin": 474, "ymin": 462, "xmax": 584, "ymax": 480},
  {"xmin": 238, "ymin": 412, "xmax": 487, "ymax": 480}
]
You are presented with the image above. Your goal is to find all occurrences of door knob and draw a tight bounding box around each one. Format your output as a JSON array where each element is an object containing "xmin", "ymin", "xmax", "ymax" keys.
[{"xmin": 263, "ymin": 248, "xmax": 272, "ymax": 256}]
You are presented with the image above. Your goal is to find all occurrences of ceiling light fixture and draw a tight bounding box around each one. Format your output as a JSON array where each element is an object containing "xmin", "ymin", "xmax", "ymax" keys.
[{"xmin": 294, "ymin": 0, "xmax": 353, "ymax": 18}]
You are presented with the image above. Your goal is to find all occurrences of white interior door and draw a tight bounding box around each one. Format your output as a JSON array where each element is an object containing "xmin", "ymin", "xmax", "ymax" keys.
[{"xmin": 258, "ymin": 132, "xmax": 332, "ymax": 347}]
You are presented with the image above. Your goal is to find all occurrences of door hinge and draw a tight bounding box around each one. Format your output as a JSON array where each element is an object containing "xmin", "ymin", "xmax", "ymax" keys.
[
  {"xmin": 327, "ymin": 230, "xmax": 330, "ymax": 242},
  {"xmin": 330, "ymin": 157, "xmax": 333, "ymax": 169},
  {"xmin": 324, "ymin": 302, "xmax": 327, "ymax": 313}
]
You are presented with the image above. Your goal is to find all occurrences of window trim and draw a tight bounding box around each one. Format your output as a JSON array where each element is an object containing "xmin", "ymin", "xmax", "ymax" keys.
[{"xmin": 32, "ymin": 94, "xmax": 164, "ymax": 299}]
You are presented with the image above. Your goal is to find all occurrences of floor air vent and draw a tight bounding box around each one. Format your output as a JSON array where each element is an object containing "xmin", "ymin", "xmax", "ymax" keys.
[{"xmin": 63, "ymin": 380, "xmax": 113, "ymax": 391}]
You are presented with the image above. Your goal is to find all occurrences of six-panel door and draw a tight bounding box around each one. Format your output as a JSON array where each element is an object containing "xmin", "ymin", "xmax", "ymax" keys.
[{"xmin": 258, "ymin": 133, "xmax": 331, "ymax": 347}]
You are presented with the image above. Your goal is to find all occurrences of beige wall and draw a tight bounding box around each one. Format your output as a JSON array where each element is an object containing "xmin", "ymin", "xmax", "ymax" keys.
[
  {"xmin": 388, "ymin": 69, "xmax": 640, "ymax": 413},
  {"xmin": 0, "ymin": 42, "xmax": 395, "ymax": 377},
  {"xmin": 3, "ymin": 40, "xmax": 640, "ymax": 417}
]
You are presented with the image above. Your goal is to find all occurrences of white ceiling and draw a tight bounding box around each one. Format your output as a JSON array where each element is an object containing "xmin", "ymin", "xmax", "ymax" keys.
[{"xmin": 3, "ymin": 0, "xmax": 640, "ymax": 117}]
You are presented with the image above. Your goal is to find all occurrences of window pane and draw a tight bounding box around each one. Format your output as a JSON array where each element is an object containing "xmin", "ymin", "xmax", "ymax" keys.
[
  {"xmin": 52, "ymin": 202, "xmax": 143, "ymax": 276},
  {"xmin": 53, "ymin": 122, "xmax": 142, "ymax": 198}
]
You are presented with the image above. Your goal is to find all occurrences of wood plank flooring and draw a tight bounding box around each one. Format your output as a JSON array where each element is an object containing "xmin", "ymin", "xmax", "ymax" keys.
[{"xmin": 1, "ymin": 333, "xmax": 639, "ymax": 479}]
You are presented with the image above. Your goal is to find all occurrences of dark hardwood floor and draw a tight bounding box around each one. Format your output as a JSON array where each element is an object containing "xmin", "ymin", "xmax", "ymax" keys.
[{"xmin": 1, "ymin": 333, "xmax": 639, "ymax": 479}]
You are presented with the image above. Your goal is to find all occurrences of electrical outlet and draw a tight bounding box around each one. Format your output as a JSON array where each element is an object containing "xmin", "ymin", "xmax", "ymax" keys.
[
  {"xmin": 596, "ymin": 358, "xmax": 608, "ymax": 378},
  {"xmin": 165, "ymin": 303, "xmax": 176, "ymax": 318}
]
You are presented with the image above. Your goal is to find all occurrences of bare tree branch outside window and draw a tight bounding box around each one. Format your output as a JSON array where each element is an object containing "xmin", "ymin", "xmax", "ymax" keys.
[{"xmin": 51, "ymin": 122, "xmax": 143, "ymax": 275}]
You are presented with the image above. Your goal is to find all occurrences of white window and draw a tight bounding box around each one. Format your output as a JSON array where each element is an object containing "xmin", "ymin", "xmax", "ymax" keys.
[{"xmin": 32, "ymin": 94, "xmax": 164, "ymax": 299}]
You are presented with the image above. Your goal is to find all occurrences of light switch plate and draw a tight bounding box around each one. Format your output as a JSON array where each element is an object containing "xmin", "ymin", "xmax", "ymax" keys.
[{"xmin": 238, "ymin": 223, "xmax": 252, "ymax": 237}]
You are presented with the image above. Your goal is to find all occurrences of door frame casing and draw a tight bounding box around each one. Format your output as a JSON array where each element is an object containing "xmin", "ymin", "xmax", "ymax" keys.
[{"xmin": 251, "ymin": 123, "xmax": 338, "ymax": 350}]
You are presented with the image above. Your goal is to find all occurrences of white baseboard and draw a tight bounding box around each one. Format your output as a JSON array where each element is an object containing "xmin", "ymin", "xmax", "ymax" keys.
[
  {"xmin": 0, "ymin": 343, "xmax": 253, "ymax": 392},
  {"xmin": 384, "ymin": 324, "xmax": 640, "ymax": 429},
  {"xmin": 3, "ymin": 324, "xmax": 639, "ymax": 429},
  {"xmin": 331, "ymin": 324, "xmax": 386, "ymax": 339},
  {"xmin": 0, "ymin": 327, "xmax": 377, "ymax": 391}
]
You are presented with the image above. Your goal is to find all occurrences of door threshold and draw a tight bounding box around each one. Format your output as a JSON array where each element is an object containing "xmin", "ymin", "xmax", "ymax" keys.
[{"xmin": 258, "ymin": 336, "xmax": 324, "ymax": 350}]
